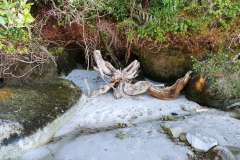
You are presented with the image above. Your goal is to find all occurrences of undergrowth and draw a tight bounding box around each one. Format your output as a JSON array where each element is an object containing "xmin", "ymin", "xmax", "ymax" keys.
[{"xmin": 1, "ymin": 0, "xmax": 240, "ymax": 83}]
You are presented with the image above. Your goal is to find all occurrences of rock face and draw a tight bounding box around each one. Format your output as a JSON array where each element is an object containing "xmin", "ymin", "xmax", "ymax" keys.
[
  {"xmin": 0, "ymin": 120, "xmax": 24, "ymax": 142},
  {"xmin": 3, "ymin": 60, "xmax": 57, "ymax": 85},
  {"xmin": 186, "ymin": 73, "xmax": 240, "ymax": 109},
  {"xmin": 224, "ymin": 145, "xmax": 240, "ymax": 160},
  {"xmin": 0, "ymin": 79, "xmax": 85, "ymax": 160},
  {"xmin": 135, "ymin": 43, "xmax": 207, "ymax": 82}
]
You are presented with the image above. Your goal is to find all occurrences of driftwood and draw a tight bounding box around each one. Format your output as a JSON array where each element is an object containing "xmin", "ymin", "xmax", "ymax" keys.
[
  {"xmin": 124, "ymin": 70, "xmax": 193, "ymax": 100},
  {"xmin": 89, "ymin": 50, "xmax": 192, "ymax": 100}
]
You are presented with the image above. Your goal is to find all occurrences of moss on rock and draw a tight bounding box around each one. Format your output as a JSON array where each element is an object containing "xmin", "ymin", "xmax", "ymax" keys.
[
  {"xmin": 0, "ymin": 79, "xmax": 82, "ymax": 138},
  {"xmin": 186, "ymin": 73, "xmax": 240, "ymax": 109}
]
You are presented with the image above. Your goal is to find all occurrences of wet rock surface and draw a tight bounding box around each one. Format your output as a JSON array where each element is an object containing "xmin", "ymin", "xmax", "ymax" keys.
[{"xmin": 0, "ymin": 79, "xmax": 84, "ymax": 160}]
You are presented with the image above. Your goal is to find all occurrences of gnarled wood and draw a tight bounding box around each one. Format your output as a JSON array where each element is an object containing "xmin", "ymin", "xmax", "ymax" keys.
[
  {"xmin": 146, "ymin": 70, "xmax": 192, "ymax": 100},
  {"xmin": 89, "ymin": 50, "xmax": 192, "ymax": 100}
]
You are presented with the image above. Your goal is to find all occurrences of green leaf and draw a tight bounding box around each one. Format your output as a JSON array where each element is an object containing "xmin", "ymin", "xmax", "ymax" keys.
[
  {"xmin": 26, "ymin": 3, "xmax": 34, "ymax": 9},
  {"xmin": 25, "ymin": 22, "xmax": 30, "ymax": 29},
  {"xmin": 8, "ymin": 18, "xmax": 13, "ymax": 25},
  {"xmin": 0, "ymin": 42, "xmax": 4, "ymax": 49},
  {"xmin": 0, "ymin": 4, "xmax": 7, "ymax": 9},
  {"xmin": 3, "ymin": 0, "xmax": 8, "ymax": 7},
  {"xmin": 25, "ymin": 14, "xmax": 34, "ymax": 23},
  {"xmin": 10, "ymin": 2, "xmax": 19, "ymax": 9},
  {"xmin": 0, "ymin": 16, "xmax": 6, "ymax": 25},
  {"xmin": 10, "ymin": 7, "xmax": 16, "ymax": 13},
  {"xmin": 23, "ymin": 8, "xmax": 29, "ymax": 15},
  {"xmin": 17, "ymin": 23, "xmax": 24, "ymax": 28},
  {"xmin": 0, "ymin": 11, "xmax": 7, "ymax": 15},
  {"xmin": 15, "ymin": 18, "xmax": 23, "ymax": 24},
  {"xmin": 18, "ymin": 13, "xmax": 24, "ymax": 20}
]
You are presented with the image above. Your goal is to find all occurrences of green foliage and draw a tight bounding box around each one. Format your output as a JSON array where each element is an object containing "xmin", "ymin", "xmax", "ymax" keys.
[
  {"xmin": 0, "ymin": 0, "xmax": 34, "ymax": 30},
  {"xmin": 186, "ymin": 0, "xmax": 240, "ymax": 29},
  {"xmin": 48, "ymin": 0, "xmax": 110, "ymax": 26},
  {"xmin": 0, "ymin": 0, "xmax": 34, "ymax": 54},
  {"xmin": 117, "ymin": 18, "xmax": 138, "ymax": 44},
  {"xmin": 148, "ymin": 0, "xmax": 179, "ymax": 22},
  {"xmin": 107, "ymin": 0, "xmax": 131, "ymax": 21},
  {"xmin": 42, "ymin": 0, "xmax": 239, "ymax": 43},
  {"xmin": 138, "ymin": 21, "xmax": 165, "ymax": 42},
  {"xmin": 179, "ymin": 19, "xmax": 199, "ymax": 33}
]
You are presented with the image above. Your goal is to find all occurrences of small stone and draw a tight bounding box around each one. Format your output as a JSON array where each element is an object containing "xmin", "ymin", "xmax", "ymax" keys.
[
  {"xmin": 161, "ymin": 116, "xmax": 168, "ymax": 121},
  {"xmin": 115, "ymin": 123, "xmax": 129, "ymax": 128},
  {"xmin": 179, "ymin": 132, "xmax": 187, "ymax": 142},
  {"xmin": 162, "ymin": 124, "xmax": 170, "ymax": 131},
  {"xmin": 168, "ymin": 116, "xmax": 180, "ymax": 121},
  {"xmin": 206, "ymin": 145, "xmax": 235, "ymax": 160},
  {"xmin": 115, "ymin": 131, "xmax": 131, "ymax": 139},
  {"xmin": 186, "ymin": 133, "xmax": 217, "ymax": 151},
  {"xmin": 171, "ymin": 112, "xmax": 178, "ymax": 116},
  {"xmin": 161, "ymin": 116, "xmax": 179, "ymax": 121},
  {"xmin": 167, "ymin": 127, "xmax": 183, "ymax": 138},
  {"xmin": 131, "ymin": 115, "xmax": 138, "ymax": 119},
  {"xmin": 158, "ymin": 129, "xmax": 165, "ymax": 134},
  {"xmin": 180, "ymin": 105, "xmax": 187, "ymax": 111}
]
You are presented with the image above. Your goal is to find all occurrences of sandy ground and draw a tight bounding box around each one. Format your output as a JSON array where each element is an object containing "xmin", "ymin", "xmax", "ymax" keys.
[{"xmin": 20, "ymin": 69, "xmax": 240, "ymax": 160}]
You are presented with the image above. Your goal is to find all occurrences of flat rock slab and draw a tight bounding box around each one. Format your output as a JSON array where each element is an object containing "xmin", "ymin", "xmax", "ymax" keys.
[
  {"xmin": 20, "ymin": 70, "xmax": 240, "ymax": 160},
  {"xmin": 0, "ymin": 79, "xmax": 85, "ymax": 160}
]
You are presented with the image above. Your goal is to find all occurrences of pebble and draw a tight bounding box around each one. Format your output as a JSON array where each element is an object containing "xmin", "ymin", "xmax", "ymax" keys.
[
  {"xmin": 161, "ymin": 116, "xmax": 180, "ymax": 121},
  {"xmin": 115, "ymin": 131, "xmax": 131, "ymax": 139},
  {"xmin": 158, "ymin": 129, "xmax": 165, "ymax": 134},
  {"xmin": 162, "ymin": 124, "xmax": 170, "ymax": 131},
  {"xmin": 179, "ymin": 132, "xmax": 187, "ymax": 142},
  {"xmin": 167, "ymin": 127, "xmax": 183, "ymax": 138}
]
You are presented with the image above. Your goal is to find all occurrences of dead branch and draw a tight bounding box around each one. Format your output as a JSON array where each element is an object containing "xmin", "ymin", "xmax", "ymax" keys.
[{"xmin": 99, "ymin": 31, "xmax": 120, "ymax": 68}]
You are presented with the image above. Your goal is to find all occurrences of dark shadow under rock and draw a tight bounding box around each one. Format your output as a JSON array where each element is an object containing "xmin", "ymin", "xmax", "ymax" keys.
[{"xmin": 0, "ymin": 79, "xmax": 85, "ymax": 160}]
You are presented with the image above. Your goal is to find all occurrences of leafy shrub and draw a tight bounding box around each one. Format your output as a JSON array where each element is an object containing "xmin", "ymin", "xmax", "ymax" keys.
[{"xmin": 0, "ymin": 0, "xmax": 34, "ymax": 55}]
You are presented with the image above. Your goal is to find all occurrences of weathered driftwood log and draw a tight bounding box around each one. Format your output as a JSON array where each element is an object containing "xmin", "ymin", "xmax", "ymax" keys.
[
  {"xmin": 124, "ymin": 70, "xmax": 192, "ymax": 100},
  {"xmin": 89, "ymin": 50, "xmax": 192, "ymax": 100}
]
